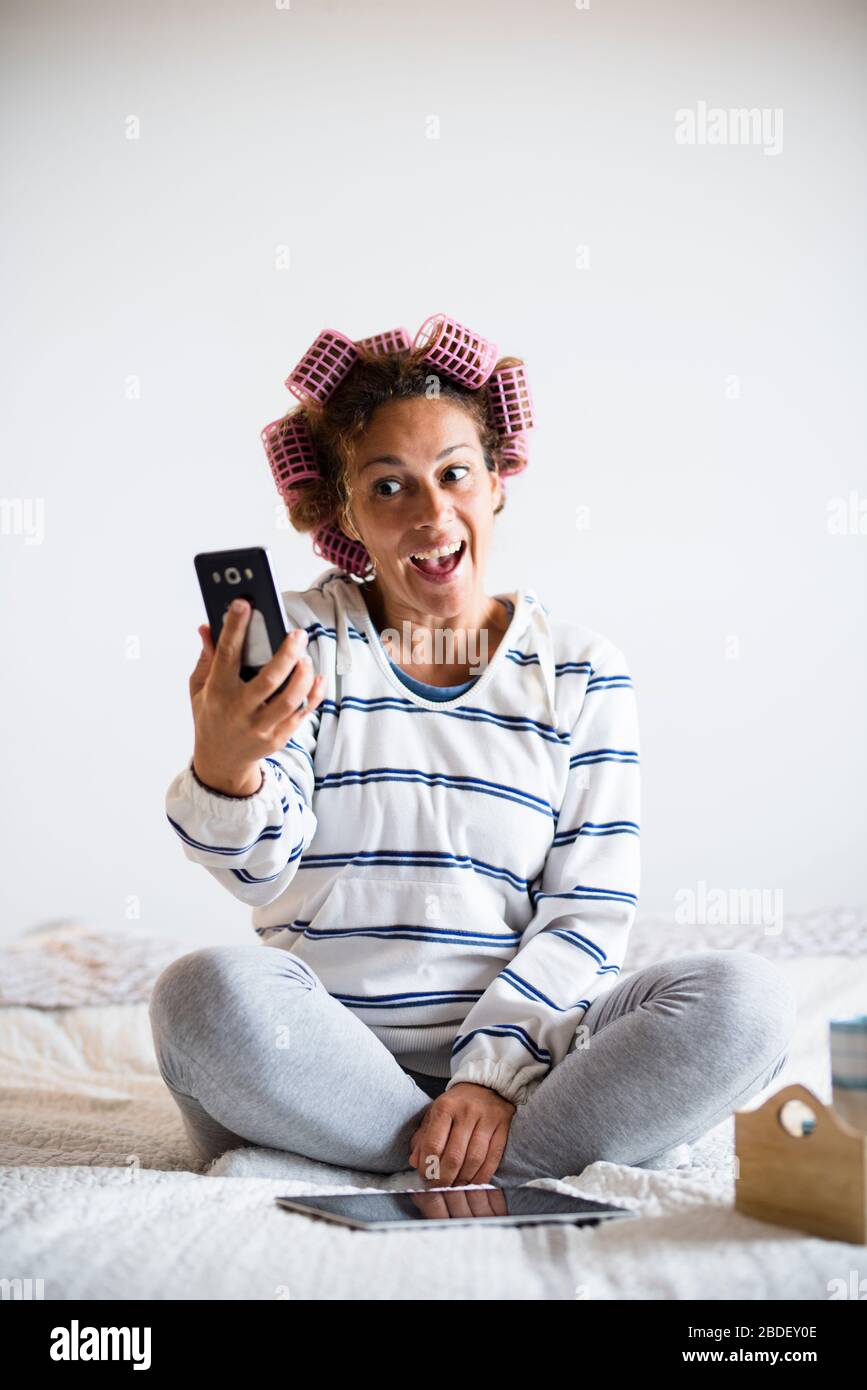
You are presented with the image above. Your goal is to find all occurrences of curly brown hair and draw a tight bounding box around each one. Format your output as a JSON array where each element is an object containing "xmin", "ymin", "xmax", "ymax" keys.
[{"xmin": 277, "ymin": 348, "xmax": 524, "ymax": 541}]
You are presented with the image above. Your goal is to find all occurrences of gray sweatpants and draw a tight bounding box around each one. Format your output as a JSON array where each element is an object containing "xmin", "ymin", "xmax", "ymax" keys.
[{"xmin": 148, "ymin": 944, "xmax": 796, "ymax": 1184}]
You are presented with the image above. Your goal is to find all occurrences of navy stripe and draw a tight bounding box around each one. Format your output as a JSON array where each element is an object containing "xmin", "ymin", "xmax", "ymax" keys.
[
  {"xmin": 285, "ymin": 738, "xmax": 314, "ymax": 769},
  {"xmin": 334, "ymin": 989, "xmax": 483, "ymax": 1008},
  {"xmin": 275, "ymin": 923, "xmax": 518, "ymax": 947},
  {"xmin": 302, "ymin": 621, "xmax": 370, "ymax": 646},
  {"xmin": 315, "ymin": 695, "xmax": 570, "ymax": 746},
  {"xmin": 452, "ymin": 1024, "xmax": 551, "ymax": 1065},
  {"xmin": 500, "ymin": 967, "xmax": 590, "ymax": 1012},
  {"xmin": 552, "ymin": 820, "xmax": 640, "ymax": 845},
  {"xmin": 295, "ymin": 850, "xmax": 530, "ymax": 893},
  {"xmin": 230, "ymin": 835, "xmax": 307, "ymax": 881},
  {"xmin": 263, "ymin": 759, "xmax": 309, "ymax": 814},
  {"xmin": 586, "ymin": 674, "xmax": 633, "ymax": 690},
  {"xmin": 166, "ymin": 809, "xmax": 291, "ymax": 857},
  {"xmin": 531, "ymin": 883, "xmax": 638, "ymax": 907},
  {"xmin": 570, "ymin": 747, "xmax": 639, "ymax": 766},
  {"xmin": 314, "ymin": 767, "xmax": 556, "ymax": 818},
  {"xmin": 548, "ymin": 927, "xmax": 608, "ymax": 964}
]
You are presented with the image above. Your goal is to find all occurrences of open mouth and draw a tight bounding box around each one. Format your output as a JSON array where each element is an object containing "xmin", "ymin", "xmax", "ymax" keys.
[{"xmin": 407, "ymin": 540, "xmax": 466, "ymax": 580}]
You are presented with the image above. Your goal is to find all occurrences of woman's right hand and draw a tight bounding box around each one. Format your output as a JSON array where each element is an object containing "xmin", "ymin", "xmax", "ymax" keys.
[{"xmin": 189, "ymin": 598, "xmax": 325, "ymax": 797}]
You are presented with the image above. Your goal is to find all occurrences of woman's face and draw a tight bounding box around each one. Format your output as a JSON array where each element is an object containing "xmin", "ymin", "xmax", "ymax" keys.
[{"xmin": 342, "ymin": 396, "xmax": 502, "ymax": 619}]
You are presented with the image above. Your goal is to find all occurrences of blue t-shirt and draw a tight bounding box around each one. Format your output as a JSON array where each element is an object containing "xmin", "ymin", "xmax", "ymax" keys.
[{"xmin": 385, "ymin": 598, "xmax": 514, "ymax": 700}]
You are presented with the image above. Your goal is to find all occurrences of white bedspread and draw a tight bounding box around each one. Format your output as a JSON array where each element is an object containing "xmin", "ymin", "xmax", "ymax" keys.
[{"xmin": 1, "ymin": 918, "xmax": 865, "ymax": 1300}]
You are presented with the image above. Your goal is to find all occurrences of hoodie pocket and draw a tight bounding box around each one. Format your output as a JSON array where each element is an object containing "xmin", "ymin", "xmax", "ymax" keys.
[{"xmin": 286, "ymin": 872, "xmax": 519, "ymax": 1025}]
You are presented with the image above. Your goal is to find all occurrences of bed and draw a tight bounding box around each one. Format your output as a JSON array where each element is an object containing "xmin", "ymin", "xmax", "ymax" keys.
[{"xmin": 1, "ymin": 913, "xmax": 865, "ymax": 1300}]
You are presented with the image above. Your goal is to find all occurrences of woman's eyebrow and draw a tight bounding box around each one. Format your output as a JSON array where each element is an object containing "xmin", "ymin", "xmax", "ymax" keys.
[{"xmin": 360, "ymin": 443, "xmax": 474, "ymax": 472}]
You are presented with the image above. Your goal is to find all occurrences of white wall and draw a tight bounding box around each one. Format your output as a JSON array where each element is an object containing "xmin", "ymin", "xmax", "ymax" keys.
[{"xmin": 2, "ymin": 0, "xmax": 865, "ymax": 944}]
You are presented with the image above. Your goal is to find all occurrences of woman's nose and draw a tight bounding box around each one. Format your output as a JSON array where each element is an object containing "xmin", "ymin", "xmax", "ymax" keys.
[{"xmin": 415, "ymin": 480, "xmax": 456, "ymax": 523}]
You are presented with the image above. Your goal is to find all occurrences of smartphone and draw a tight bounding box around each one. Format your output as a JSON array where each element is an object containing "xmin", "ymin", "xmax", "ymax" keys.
[{"xmin": 194, "ymin": 546, "xmax": 295, "ymax": 700}]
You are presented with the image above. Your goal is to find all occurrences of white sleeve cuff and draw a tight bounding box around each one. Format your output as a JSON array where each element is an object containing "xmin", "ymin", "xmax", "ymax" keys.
[
  {"xmin": 445, "ymin": 1058, "xmax": 545, "ymax": 1107},
  {"xmin": 176, "ymin": 760, "xmax": 283, "ymax": 824}
]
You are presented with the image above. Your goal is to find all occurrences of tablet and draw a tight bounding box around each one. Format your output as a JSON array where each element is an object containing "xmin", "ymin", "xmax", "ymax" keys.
[{"xmin": 274, "ymin": 1184, "xmax": 637, "ymax": 1231}]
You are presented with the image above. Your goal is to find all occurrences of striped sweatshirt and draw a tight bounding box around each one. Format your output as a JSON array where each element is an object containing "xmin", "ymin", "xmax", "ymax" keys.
[{"xmin": 165, "ymin": 566, "xmax": 641, "ymax": 1107}]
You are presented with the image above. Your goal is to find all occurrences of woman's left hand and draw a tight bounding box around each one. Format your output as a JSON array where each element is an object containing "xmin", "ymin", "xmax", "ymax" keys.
[{"xmin": 408, "ymin": 1082, "xmax": 516, "ymax": 1187}]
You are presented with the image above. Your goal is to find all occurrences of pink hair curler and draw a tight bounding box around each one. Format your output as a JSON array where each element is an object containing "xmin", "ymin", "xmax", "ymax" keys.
[
  {"xmin": 356, "ymin": 327, "xmax": 412, "ymax": 356},
  {"xmin": 311, "ymin": 522, "xmax": 372, "ymax": 580},
  {"xmin": 498, "ymin": 432, "xmax": 529, "ymax": 476},
  {"xmin": 261, "ymin": 413, "xmax": 322, "ymax": 498},
  {"xmin": 412, "ymin": 313, "xmax": 498, "ymax": 390},
  {"xmin": 285, "ymin": 329, "xmax": 359, "ymax": 404},
  {"xmin": 485, "ymin": 363, "xmax": 535, "ymax": 436}
]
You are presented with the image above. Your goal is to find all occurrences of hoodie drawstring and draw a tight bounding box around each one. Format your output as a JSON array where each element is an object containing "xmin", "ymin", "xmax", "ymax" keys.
[
  {"xmin": 335, "ymin": 588, "xmax": 354, "ymax": 676},
  {"xmin": 531, "ymin": 609, "xmax": 559, "ymax": 729}
]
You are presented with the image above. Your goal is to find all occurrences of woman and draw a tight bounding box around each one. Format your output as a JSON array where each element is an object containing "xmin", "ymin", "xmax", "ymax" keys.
[{"xmin": 152, "ymin": 322, "xmax": 796, "ymax": 1189}]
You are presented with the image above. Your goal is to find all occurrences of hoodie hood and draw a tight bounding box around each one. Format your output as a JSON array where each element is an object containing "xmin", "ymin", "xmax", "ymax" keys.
[{"xmin": 312, "ymin": 567, "xmax": 559, "ymax": 726}]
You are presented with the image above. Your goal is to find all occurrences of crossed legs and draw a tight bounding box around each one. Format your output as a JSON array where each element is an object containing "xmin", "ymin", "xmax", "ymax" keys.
[{"xmin": 148, "ymin": 943, "xmax": 796, "ymax": 1184}]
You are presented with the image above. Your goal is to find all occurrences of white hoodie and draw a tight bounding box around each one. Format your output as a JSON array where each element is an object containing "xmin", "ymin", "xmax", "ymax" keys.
[{"xmin": 165, "ymin": 566, "xmax": 641, "ymax": 1106}]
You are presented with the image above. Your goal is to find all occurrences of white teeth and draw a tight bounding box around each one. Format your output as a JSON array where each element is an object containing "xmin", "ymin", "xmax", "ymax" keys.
[{"xmin": 409, "ymin": 540, "xmax": 463, "ymax": 561}]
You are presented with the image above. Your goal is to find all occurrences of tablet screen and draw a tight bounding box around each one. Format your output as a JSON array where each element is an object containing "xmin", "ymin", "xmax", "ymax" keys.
[{"xmin": 274, "ymin": 1184, "xmax": 636, "ymax": 1231}]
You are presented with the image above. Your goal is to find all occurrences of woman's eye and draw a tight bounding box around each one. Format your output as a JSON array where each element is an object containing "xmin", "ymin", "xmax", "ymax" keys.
[{"xmin": 372, "ymin": 464, "xmax": 471, "ymax": 499}]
